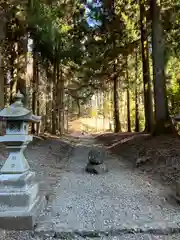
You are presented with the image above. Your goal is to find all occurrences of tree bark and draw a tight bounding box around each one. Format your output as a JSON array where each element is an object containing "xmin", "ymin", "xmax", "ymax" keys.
[
  {"xmin": 52, "ymin": 59, "xmax": 57, "ymax": 134},
  {"xmin": 59, "ymin": 67, "xmax": 64, "ymax": 135},
  {"xmin": 0, "ymin": 16, "xmax": 5, "ymax": 135},
  {"xmin": 126, "ymin": 56, "xmax": 131, "ymax": 132},
  {"xmin": 113, "ymin": 63, "xmax": 121, "ymax": 133},
  {"xmin": 44, "ymin": 61, "xmax": 52, "ymax": 133},
  {"xmin": 0, "ymin": 33, "xmax": 4, "ymax": 111},
  {"xmin": 31, "ymin": 41, "xmax": 38, "ymax": 134},
  {"xmin": 16, "ymin": 34, "xmax": 28, "ymax": 106},
  {"xmin": 150, "ymin": 0, "xmax": 175, "ymax": 135},
  {"xmin": 135, "ymin": 51, "xmax": 139, "ymax": 132},
  {"xmin": 76, "ymin": 99, "xmax": 81, "ymax": 117},
  {"xmin": 139, "ymin": 0, "xmax": 153, "ymax": 132},
  {"xmin": 10, "ymin": 43, "xmax": 18, "ymax": 104}
]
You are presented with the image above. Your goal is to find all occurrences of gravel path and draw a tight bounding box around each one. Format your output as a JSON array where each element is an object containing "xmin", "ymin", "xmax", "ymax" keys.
[
  {"xmin": 35, "ymin": 137, "xmax": 180, "ymax": 238},
  {"xmin": 1, "ymin": 136, "xmax": 180, "ymax": 239}
]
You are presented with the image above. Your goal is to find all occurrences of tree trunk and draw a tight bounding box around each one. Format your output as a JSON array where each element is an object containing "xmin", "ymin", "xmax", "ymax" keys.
[
  {"xmin": 16, "ymin": 34, "xmax": 28, "ymax": 106},
  {"xmin": 113, "ymin": 63, "xmax": 121, "ymax": 133},
  {"xmin": 139, "ymin": 0, "xmax": 153, "ymax": 132},
  {"xmin": 56, "ymin": 63, "xmax": 65, "ymax": 135},
  {"xmin": 76, "ymin": 99, "xmax": 81, "ymax": 117},
  {"xmin": 44, "ymin": 61, "xmax": 52, "ymax": 133},
  {"xmin": 52, "ymin": 59, "xmax": 57, "ymax": 134},
  {"xmin": 45, "ymin": 82, "xmax": 51, "ymax": 132},
  {"xmin": 59, "ymin": 67, "xmax": 64, "ymax": 135},
  {"xmin": 31, "ymin": 42, "xmax": 38, "ymax": 134},
  {"xmin": 150, "ymin": 0, "xmax": 175, "ymax": 135},
  {"xmin": 36, "ymin": 58, "xmax": 40, "ymax": 135},
  {"xmin": 10, "ymin": 42, "xmax": 18, "ymax": 104},
  {"xmin": 0, "ymin": 34, "xmax": 4, "ymax": 112},
  {"xmin": 0, "ymin": 14, "xmax": 5, "ymax": 135},
  {"xmin": 135, "ymin": 51, "xmax": 139, "ymax": 132},
  {"xmin": 56, "ymin": 63, "xmax": 60, "ymax": 133},
  {"xmin": 9, "ymin": 42, "xmax": 16, "ymax": 104},
  {"xmin": 126, "ymin": 56, "xmax": 131, "ymax": 132}
]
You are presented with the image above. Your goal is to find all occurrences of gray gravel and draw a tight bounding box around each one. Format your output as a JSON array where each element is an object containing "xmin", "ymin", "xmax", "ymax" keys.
[
  {"xmin": 1, "ymin": 232, "xmax": 180, "ymax": 240},
  {"xmin": 35, "ymin": 137, "xmax": 180, "ymax": 236}
]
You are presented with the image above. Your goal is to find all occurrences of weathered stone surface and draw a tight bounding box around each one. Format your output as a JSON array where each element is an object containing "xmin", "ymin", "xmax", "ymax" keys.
[
  {"xmin": 88, "ymin": 148, "xmax": 105, "ymax": 165},
  {"xmin": 0, "ymin": 171, "xmax": 47, "ymax": 230},
  {"xmin": 0, "ymin": 194, "xmax": 47, "ymax": 230},
  {"xmin": 0, "ymin": 92, "xmax": 46, "ymax": 230},
  {"xmin": 86, "ymin": 162, "xmax": 108, "ymax": 174},
  {"xmin": 0, "ymin": 171, "xmax": 36, "ymax": 189}
]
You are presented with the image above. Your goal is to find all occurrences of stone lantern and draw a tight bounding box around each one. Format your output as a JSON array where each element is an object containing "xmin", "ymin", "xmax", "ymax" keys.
[{"xmin": 0, "ymin": 91, "xmax": 46, "ymax": 230}]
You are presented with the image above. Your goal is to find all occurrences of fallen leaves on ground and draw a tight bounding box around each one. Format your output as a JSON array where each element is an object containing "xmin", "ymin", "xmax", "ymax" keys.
[{"xmin": 95, "ymin": 132, "xmax": 180, "ymax": 188}]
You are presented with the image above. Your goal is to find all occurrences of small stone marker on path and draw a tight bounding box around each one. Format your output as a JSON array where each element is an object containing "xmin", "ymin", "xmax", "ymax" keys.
[
  {"xmin": 0, "ymin": 91, "xmax": 46, "ymax": 230},
  {"xmin": 86, "ymin": 147, "xmax": 108, "ymax": 174}
]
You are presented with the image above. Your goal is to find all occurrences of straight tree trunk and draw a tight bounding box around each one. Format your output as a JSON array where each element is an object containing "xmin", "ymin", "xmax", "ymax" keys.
[
  {"xmin": 52, "ymin": 59, "xmax": 57, "ymax": 134},
  {"xmin": 126, "ymin": 56, "xmax": 131, "ymax": 132},
  {"xmin": 113, "ymin": 63, "xmax": 121, "ymax": 133},
  {"xmin": 59, "ymin": 67, "xmax": 64, "ymax": 135},
  {"xmin": 56, "ymin": 63, "xmax": 60, "ymax": 133},
  {"xmin": 45, "ymin": 81, "xmax": 51, "ymax": 132},
  {"xmin": 76, "ymin": 99, "xmax": 80, "ymax": 117},
  {"xmin": 44, "ymin": 61, "xmax": 52, "ymax": 133},
  {"xmin": 150, "ymin": 0, "xmax": 175, "ymax": 134},
  {"xmin": 139, "ymin": 0, "xmax": 153, "ymax": 132},
  {"xmin": 0, "ymin": 37, "xmax": 4, "ymax": 112},
  {"xmin": 16, "ymin": 34, "xmax": 28, "ymax": 106},
  {"xmin": 10, "ymin": 42, "xmax": 18, "ymax": 104},
  {"xmin": 0, "ymin": 13, "xmax": 5, "ymax": 135},
  {"xmin": 9, "ymin": 42, "xmax": 16, "ymax": 104},
  {"xmin": 135, "ymin": 51, "xmax": 139, "ymax": 132},
  {"xmin": 36, "ymin": 58, "xmax": 40, "ymax": 135},
  {"xmin": 31, "ymin": 41, "xmax": 38, "ymax": 134}
]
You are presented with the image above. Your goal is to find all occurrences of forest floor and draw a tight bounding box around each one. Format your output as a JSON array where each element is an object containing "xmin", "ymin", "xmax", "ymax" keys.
[{"xmin": 95, "ymin": 132, "xmax": 180, "ymax": 190}]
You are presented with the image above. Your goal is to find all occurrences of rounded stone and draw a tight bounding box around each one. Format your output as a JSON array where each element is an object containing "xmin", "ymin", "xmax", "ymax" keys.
[
  {"xmin": 86, "ymin": 163, "xmax": 108, "ymax": 174},
  {"xmin": 88, "ymin": 148, "xmax": 105, "ymax": 165}
]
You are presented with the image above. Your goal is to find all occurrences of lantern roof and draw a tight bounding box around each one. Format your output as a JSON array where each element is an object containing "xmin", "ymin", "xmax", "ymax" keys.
[{"xmin": 0, "ymin": 91, "xmax": 41, "ymax": 122}]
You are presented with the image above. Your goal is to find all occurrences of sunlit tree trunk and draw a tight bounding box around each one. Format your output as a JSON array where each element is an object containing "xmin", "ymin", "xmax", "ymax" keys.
[
  {"xmin": 16, "ymin": 34, "xmax": 28, "ymax": 106},
  {"xmin": 139, "ymin": 0, "xmax": 153, "ymax": 132},
  {"xmin": 44, "ymin": 61, "xmax": 52, "ymax": 133},
  {"xmin": 135, "ymin": 51, "xmax": 139, "ymax": 132},
  {"xmin": 150, "ymin": 0, "xmax": 175, "ymax": 134},
  {"xmin": 126, "ymin": 56, "xmax": 131, "ymax": 132},
  {"xmin": 31, "ymin": 41, "xmax": 39, "ymax": 134},
  {"xmin": 10, "ymin": 42, "xmax": 18, "ymax": 104},
  {"xmin": 113, "ymin": 63, "xmax": 121, "ymax": 132}
]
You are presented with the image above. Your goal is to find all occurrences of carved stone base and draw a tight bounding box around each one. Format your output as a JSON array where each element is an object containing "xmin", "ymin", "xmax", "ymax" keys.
[{"xmin": 0, "ymin": 171, "xmax": 47, "ymax": 230}]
